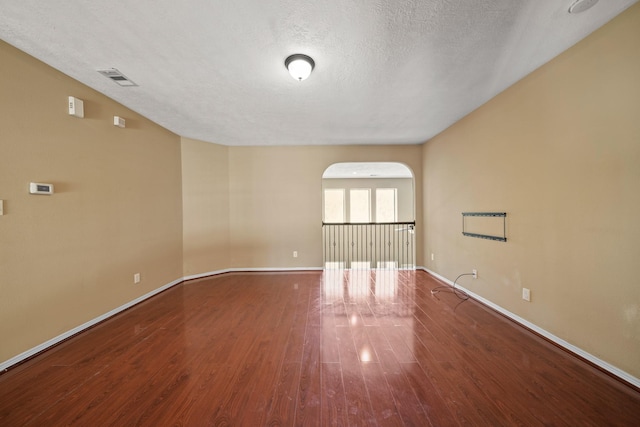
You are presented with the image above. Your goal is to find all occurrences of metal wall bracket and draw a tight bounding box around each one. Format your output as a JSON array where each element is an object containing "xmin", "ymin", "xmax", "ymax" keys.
[{"xmin": 462, "ymin": 212, "xmax": 507, "ymax": 242}]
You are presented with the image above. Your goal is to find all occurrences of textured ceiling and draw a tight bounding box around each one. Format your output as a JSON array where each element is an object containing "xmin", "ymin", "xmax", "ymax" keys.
[{"xmin": 0, "ymin": 0, "xmax": 636, "ymax": 146}]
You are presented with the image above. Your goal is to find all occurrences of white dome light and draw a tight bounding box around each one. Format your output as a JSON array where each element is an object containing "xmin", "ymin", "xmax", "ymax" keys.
[
  {"xmin": 285, "ymin": 54, "xmax": 315, "ymax": 81},
  {"xmin": 568, "ymin": 0, "xmax": 598, "ymax": 14}
]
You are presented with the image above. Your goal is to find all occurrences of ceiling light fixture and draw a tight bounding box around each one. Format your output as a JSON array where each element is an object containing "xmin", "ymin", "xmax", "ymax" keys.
[
  {"xmin": 285, "ymin": 54, "xmax": 315, "ymax": 81},
  {"xmin": 568, "ymin": 0, "xmax": 598, "ymax": 14}
]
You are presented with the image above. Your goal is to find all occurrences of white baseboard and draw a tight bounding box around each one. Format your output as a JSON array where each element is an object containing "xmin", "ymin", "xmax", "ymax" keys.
[
  {"xmin": 182, "ymin": 268, "xmax": 235, "ymax": 282},
  {"xmin": 232, "ymin": 267, "xmax": 324, "ymax": 272},
  {"xmin": 418, "ymin": 267, "xmax": 640, "ymax": 389},
  {"xmin": 1, "ymin": 267, "xmax": 323, "ymax": 372},
  {"xmin": 183, "ymin": 267, "xmax": 323, "ymax": 282},
  {"xmin": 0, "ymin": 277, "xmax": 183, "ymax": 372}
]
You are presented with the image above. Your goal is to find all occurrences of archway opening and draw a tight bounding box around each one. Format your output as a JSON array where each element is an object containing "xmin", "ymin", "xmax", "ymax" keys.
[{"xmin": 321, "ymin": 162, "xmax": 415, "ymax": 270}]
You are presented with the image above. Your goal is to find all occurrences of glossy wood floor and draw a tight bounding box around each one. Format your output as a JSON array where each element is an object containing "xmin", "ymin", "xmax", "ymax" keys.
[{"xmin": 1, "ymin": 271, "xmax": 639, "ymax": 426}]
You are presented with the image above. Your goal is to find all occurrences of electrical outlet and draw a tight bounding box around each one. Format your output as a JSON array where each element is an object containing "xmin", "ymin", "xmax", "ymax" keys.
[
  {"xmin": 134, "ymin": 273, "xmax": 141, "ymax": 284},
  {"xmin": 293, "ymin": 251, "xmax": 298, "ymax": 258},
  {"xmin": 431, "ymin": 253, "xmax": 435, "ymax": 261},
  {"xmin": 522, "ymin": 288, "xmax": 531, "ymax": 302},
  {"xmin": 472, "ymin": 269, "xmax": 477, "ymax": 279}
]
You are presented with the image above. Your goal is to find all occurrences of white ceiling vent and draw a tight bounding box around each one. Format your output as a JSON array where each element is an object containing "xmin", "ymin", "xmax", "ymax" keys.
[{"xmin": 97, "ymin": 68, "xmax": 137, "ymax": 87}]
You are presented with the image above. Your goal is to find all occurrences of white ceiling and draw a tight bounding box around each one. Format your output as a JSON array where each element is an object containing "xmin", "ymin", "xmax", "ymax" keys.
[{"xmin": 0, "ymin": 0, "xmax": 636, "ymax": 146}]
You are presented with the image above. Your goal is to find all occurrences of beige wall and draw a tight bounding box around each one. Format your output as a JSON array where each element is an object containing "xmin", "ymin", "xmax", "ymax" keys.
[
  {"xmin": 422, "ymin": 4, "xmax": 640, "ymax": 378},
  {"xmin": 228, "ymin": 145, "xmax": 423, "ymax": 269},
  {"xmin": 181, "ymin": 143, "xmax": 422, "ymax": 273},
  {"xmin": 0, "ymin": 41, "xmax": 183, "ymax": 363},
  {"xmin": 181, "ymin": 137, "xmax": 230, "ymax": 276}
]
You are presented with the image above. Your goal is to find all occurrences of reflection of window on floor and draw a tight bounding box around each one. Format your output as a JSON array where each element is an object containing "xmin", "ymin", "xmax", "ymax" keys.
[
  {"xmin": 322, "ymin": 265, "xmax": 344, "ymax": 300},
  {"xmin": 348, "ymin": 265, "xmax": 371, "ymax": 300},
  {"xmin": 324, "ymin": 261, "xmax": 345, "ymax": 270},
  {"xmin": 374, "ymin": 269, "xmax": 398, "ymax": 298},
  {"xmin": 350, "ymin": 189, "xmax": 371, "ymax": 223},
  {"xmin": 377, "ymin": 261, "xmax": 397, "ymax": 269},
  {"xmin": 324, "ymin": 189, "xmax": 345, "ymax": 223},
  {"xmin": 321, "ymin": 268, "xmax": 398, "ymax": 301}
]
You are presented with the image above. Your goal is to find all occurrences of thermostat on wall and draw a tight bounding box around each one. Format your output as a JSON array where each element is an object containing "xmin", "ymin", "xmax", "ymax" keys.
[{"xmin": 29, "ymin": 182, "xmax": 54, "ymax": 195}]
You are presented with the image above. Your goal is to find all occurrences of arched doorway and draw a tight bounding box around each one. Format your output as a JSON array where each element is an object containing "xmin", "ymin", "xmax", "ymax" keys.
[{"xmin": 321, "ymin": 162, "xmax": 416, "ymax": 270}]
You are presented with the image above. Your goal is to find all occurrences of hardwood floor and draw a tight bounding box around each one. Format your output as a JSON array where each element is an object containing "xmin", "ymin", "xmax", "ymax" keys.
[{"xmin": 1, "ymin": 270, "xmax": 639, "ymax": 426}]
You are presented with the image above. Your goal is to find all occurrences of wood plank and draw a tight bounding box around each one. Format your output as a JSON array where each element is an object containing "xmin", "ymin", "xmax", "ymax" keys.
[
  {"xmin": 263, "ymin": 362, "xmax": 301, "ymax": 426},
  {"xmin": 360, "ymin": 361, "xmax": 404, "ymax": 426},
  {"xmin": 335, "ymin": 325, "xmax": 377, "ymax": 426},
  {"xmin": 297, "ymin": 325, "xmax": 322, "ymax": 425},
  {"xmin": 321, "ymin": 362, "xmax": 348, "ymax": 426}
]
